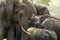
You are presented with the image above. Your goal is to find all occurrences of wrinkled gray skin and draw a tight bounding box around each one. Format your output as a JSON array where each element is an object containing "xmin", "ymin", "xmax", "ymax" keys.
[
  {"xmin": 22, "ymin": 0, "xmax": 37, "ymax": 20},
  {"xmin": 22, "ymin": 0, "xmax": 37, "ymax": 27},
  {"xmin": 41, "ymin": 17, "xmax": 60, "ymax": 40},
  {"xmin": 6, "ymin": 0, "xmax": 19, "ymax": 40},
  {"xmin": 34, "ymin": 4, "xmax": 50, "ymax": 15},
  {"xmin": 13, "ymin": 1, "xmax": 37, "ymax": 40},
  {"xmin": 22, "ymin": 27, "xmax": 57, "ymax": 40},
  {"xmin": 0, "ymin": 2, "xmax": 13, "ymax": 40},
  {"xmin": 0, "ymin": 0, "xmax": 19, "ymax": 40},
  {"xmin": 13, "ymin": 3, "xmax": 29, "ymax": 40}
]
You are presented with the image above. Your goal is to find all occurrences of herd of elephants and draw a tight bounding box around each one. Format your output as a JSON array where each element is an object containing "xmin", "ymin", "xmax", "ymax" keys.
[{"xmin": 0, "ymin": 0, "xmax": 60, "ymax": 40}]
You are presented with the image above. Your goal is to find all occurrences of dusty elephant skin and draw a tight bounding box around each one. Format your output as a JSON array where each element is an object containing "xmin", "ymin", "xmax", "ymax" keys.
[
  {"xmin": 41, "ymin": 17, "xmax": 60, "ymax": 40},
  {"xmin": 22, "ymin": 27, "xmax": 57, "ymax": 40}
]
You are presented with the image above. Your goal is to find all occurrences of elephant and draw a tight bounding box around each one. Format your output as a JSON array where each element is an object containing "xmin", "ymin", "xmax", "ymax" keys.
[
  {"xmin": 21, "ymin": 27, "xmax": 57, "ymax": 40},
  {"xmin": 6, "ymin": 0, "xmax": 19, "ymax": 20},
  {"xmin": 12, "ymin": 1, "xmax": 37, "ymax": 40},
  {"xmin": 22, "ymin": 0, "xmax": 37, "ymax": 20},
  {"xmin": 0, "ymin": 2, "xmax": 5, "ymax": 40},
  {"xmin": 30, "ymin": 14, "xmax": 60, "ymax": 40},
  {"xmin": 0, "ymin": 0, "xmax": 19, "ymax": 40},
  {"xmin": 5, "ymin": 0, "xmax": 19, "ymax": 40},
  {"xmin": 12, "ymin": 3, "xmax": 28, "ymax": 40},
  {"xmin": 0, "ymin": 2, "xmax": 11, "ymax": 40},
  {"xmin": 41, "ymin": 16, "xmax": 60, "ymax": 40},
  {"xmin": 29, "ymin": 14, "xmax": 60, "ymax": 40},
  {"xmin": 34, "ymin": 4, "xmax": 50, "ymax": 15},
  {"xmin": 12, "ymin": 1, "xmax": 37, "ymax": 39}
]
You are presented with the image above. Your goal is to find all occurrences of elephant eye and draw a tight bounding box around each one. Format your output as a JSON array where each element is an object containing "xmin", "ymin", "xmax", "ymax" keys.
[
  {"xmin": 19, "ymin": 13, "xmax": 23, "ymax": 18},
  {"xmin": 19, "ymin": 10, "xmax": 24, "ymax": 18}
]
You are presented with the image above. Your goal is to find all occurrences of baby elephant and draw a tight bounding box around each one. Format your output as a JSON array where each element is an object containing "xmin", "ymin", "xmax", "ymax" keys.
[{"xmin": 21, "ymin": 27, "xmax": 57, "ymax": 40}]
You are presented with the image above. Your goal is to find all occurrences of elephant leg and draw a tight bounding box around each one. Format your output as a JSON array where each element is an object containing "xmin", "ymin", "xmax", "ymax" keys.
[
  {"xmin": 21, "ymin": 32, "xmax": 28, "ymax": 40},
  {"xmin": 16, "ymin": 25, "xmax": 22, "ymax": 40},
  {"xmin": 0, "ymin": 27, "xmax": 4, "ymax": 40},
  {"xmin": 7, "ymin": 27, "xmax": 14, "ymax": 40},
  {"xmin": 16, "ymin": 30, "xmax": 21, "ymax": 40}
]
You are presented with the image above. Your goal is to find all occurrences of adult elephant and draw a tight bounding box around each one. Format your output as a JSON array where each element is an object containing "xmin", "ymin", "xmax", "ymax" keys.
[
  {"xmin": 0, "ymin": 2, "xmax": 13, "ymax": 40},
  {"xmin": 5, "ymin": 0, "xmax": 19, "ymax": 40},
  {"xmin": 0, "ymin": 2, "xmax": 6, "ymax": 40},
  {"xmin": 13, "ymin": 3, "xmax": 29, "ymax": 40},
  {"xmin": 22, "ymin": 0, "xmax": 37, "ymax": 27},
  {"xmin": 0, "ymin": 0, "xmax": 19, "ymax": 40},
  {"xmin": 13, "ymin": 1, "xmax": 37, "ymax": 39},
  {"xmin": 21, "ymin": 27, "xmax": 57, "ymax": 40}
]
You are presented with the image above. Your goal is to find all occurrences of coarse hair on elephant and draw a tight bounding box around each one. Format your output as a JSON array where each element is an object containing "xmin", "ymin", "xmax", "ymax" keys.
[
  {"xmin": 34, "ymin": 4, "xmax": 50, "ymax": 15},
  {"xmin": 41, "ymin": 17, "xmax": 60, "ymax": 40},
  {"xmin": 21, "ymin": 27, "xmax": 57, "ymax": 40}
]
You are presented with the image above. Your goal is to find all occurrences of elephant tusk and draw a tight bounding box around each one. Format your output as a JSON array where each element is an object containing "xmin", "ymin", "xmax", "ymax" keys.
[{"xmin": 21, "ymin": 26, "xmax": 31, "ymax": 35}]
